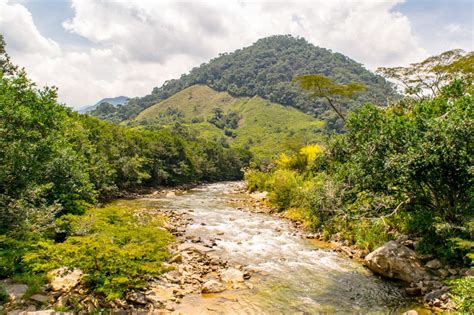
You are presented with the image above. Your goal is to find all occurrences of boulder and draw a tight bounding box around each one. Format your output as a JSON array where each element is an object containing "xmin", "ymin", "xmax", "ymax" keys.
[
  {"xmin": 201, "ymin": 280, "xmax": 225, "ymax": 293},
  {"xmin": 49, "ymin": 268, "xmax": 83, "ymax": 292},
  {"xmin": 220, "ymin": 268, "xmax": 244, "ymax": 283},
  {"xmin": 365, "ymin": 241, "xmax": 427, "ymax": 283}
]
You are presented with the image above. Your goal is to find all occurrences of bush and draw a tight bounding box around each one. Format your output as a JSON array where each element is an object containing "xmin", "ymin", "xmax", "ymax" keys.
[
  {"xmin": 447, "ymin": 276, "xmax": 474, "ymax": 313},
  {"xmin": 244, "ymin": 169, "xmax": 269, "ymax": 192},
  {"xmin": 266, "ymin": 169, "xmax": 303, "ymax": 210},
  {"xmin": 24, "ymin": 205, "xmax": 173, "ymax": 300}
]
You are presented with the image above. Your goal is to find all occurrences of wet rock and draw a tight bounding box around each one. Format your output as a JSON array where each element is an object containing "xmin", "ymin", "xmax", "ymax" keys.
[
  {"xmin": 402, "ymin": 311, "xmax": 418, "ymax": 315},
  {"xmin": 425, "ymin": 259, "xmax": 442, "ymax": 269},
  {"xmin": 220, "ymin": 268, "xmax": 244, "ymax": 283},
  {"xmin": 365, "ymin": 241, "xmax": 427, "ymax": 283},
  {"xmin": 49, "ymin": 267, "xmax": 83, "ymax": 292},
  {"xmin": 201, "ymin": 280, "xmax": 225, "ymax": 293}
]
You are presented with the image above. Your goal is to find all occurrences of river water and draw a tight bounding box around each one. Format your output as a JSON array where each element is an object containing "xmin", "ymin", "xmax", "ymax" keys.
[{"xmin": 141, "ymin": 182, "xmax": 422, "ymax": 314}]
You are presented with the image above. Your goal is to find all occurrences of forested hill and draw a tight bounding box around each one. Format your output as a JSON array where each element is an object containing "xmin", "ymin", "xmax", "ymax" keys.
[{"xmin": 91, "ymin": 35, "xmax": 396, "ymax": 126}]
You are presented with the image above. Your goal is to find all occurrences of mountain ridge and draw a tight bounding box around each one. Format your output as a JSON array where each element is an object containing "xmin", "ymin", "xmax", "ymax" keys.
[
  {"xmin": 91, "ymin": 35, "xmax": 396, "ymax": 129},
  {"xmin": 78, "ymin": 96, "xmax": 129, "ymax": 113}
]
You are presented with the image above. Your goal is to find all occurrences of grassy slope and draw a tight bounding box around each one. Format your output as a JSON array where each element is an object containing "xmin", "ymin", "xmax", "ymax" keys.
[{"xmin": 133, "ymin": 85, "xmax": 325, "ymax": 161}]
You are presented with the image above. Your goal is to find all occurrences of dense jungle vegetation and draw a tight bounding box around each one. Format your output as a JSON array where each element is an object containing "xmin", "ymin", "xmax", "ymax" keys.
[{"xmin": 90, "ymin": 35, "xmax": 396, "ymax": 131}]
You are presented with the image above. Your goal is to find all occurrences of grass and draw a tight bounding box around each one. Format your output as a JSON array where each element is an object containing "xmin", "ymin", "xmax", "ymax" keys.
[{"xmin": 133, "ymin": 85, "xmax": 325, "ymax": 161}]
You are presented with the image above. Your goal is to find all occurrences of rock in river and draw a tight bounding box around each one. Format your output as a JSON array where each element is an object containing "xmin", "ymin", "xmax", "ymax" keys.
[{"xmin": 365, "ymin": 241, "xmax": 427, "ymax": 283}]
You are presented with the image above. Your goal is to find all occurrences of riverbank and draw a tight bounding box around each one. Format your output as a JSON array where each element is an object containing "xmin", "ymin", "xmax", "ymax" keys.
[
  {"xmin": 234, "ymin": 185, "xmax": 472, "ymax": 313},
  {"xmin": 3, "ymin": 182, "xmax": 435, "ymax": 314}
]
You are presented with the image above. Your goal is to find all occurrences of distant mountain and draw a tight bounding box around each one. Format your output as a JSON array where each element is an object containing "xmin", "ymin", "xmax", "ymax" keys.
[
  {"xmin": 91, "ymin": 35, "xmax": 396, "ymax": 130},
  {"xmin": 78, "ymin": 96, "xmax": 129, "ymax": 114}
]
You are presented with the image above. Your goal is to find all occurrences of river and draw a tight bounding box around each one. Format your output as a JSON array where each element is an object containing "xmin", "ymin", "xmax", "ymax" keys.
[{"xmin": 137, "ymin": 182, "xmax": 422, "ymax": 314}]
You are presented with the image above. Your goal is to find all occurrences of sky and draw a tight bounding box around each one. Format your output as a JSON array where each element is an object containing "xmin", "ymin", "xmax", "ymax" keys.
[{"xmin": 0, "ymin": 0, "xmax": 472, "ymax": 109}]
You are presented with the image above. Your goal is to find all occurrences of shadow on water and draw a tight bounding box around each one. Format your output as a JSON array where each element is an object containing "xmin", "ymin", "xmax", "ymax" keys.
[{"xmin": 116, "ymin": 182, "xmax": 428, "ymax": 314}]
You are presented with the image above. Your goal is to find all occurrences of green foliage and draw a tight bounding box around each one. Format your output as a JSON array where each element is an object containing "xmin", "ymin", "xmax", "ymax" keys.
[
  {"xmin": 294, "ymin": 74, "xmax": 365, "ymax": 121},
  {"xmin": 133, "ymin": 85, "xmax": 325, "ymax": 163},
  {"xmin": 25, "ymin": 205, "xmax": 173, "ymax": 300},
  {"xmin": 0, "ymin": 34, "xmax": 250, "ymax": 304},
  {"xmin": 92, "ymin": 35, "xmax": 396, "ymax": 129},
  {"xmin": 447, "ymin": 276, "xmax": 474, "ymax": 313},
  {"xmin": 266, "ymin": 169, "xmax": 304, "ymax": 210},
  {"xmin": 0, "ymin": 284, "xmax": 7, "ymax": 304},
  {"xmin": 247, "ymin": 71, "xmax": 473, "ymax": 260},
  {"xmin": 11, "ymin": 272, "xmax": 47, "ymax": 298},
  {"xmin": 377, "ymin": 49, "xmax": 472, "ymax": 99}
]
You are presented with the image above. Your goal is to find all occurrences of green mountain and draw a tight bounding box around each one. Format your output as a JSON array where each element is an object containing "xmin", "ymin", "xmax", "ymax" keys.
[
  {"xmin": 132, "ymin": 85, "xmax": 324, "ymax": 162},
  {"xmin": 92, "ymin": 35, "xmax": 396, "ymax": 128},
  {"xmin": 78, "ymin": 96, "xmax": 129, "ymax": 114}
]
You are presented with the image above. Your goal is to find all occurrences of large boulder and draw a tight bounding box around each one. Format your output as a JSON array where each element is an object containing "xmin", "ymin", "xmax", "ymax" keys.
[{"xmin": 365, "ymin": 241, "xmax": 427, "ymax": 283}]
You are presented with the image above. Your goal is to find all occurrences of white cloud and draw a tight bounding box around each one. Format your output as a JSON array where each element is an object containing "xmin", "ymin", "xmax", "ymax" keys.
[
  {"xmin": 1, "ymin": 0, "xmax": 430, "ymax": 108},
  {"xmin": 0, "ymin": 1, "xmax": 60, "ymax": 56}
]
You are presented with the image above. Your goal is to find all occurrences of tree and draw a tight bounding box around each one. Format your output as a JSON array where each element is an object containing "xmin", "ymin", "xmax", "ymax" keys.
[
  {"xmin": 294, "ymin": 74, "xmax": 364, "ymax": 121},
  {"xmin": 377, "ymin": 49, "xmax": 473, "ymax": 99}
]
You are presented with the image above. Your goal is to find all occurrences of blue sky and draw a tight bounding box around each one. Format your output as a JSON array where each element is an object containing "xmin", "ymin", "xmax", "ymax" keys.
[{"xmin": 1, "ymin": 0, "xmax": 472, "ymax": 108}]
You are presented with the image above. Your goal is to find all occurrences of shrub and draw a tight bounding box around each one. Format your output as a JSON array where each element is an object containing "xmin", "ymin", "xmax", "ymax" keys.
[
  {"xmin": 24, "ymin": 205, "xmax": 173, "ymax": 300},
  {"xmin": 447, "ymin": 276, "xmax": 474, "ymax": 313},
  {"xmin": 266, "ymin": 169, "xmax": 303, "ymax": 210},
  {"xmin": 244, "ymin": 169, "xmax": 269, "ymax": 192}
]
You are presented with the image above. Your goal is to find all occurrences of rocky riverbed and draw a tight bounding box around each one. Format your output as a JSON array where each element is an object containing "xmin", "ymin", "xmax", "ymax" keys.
[{"xmin": 5, "ymin": 181, "xmax": 462, "ymax": 314}]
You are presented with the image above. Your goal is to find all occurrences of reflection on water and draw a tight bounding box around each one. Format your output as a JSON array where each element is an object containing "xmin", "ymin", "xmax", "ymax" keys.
[{"xmin": 128, "ymin": 182, "xmax": 422, "ymax": 314}]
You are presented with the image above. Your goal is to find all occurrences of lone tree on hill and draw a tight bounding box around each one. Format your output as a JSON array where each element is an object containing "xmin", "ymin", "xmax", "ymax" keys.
[{"xmin": 294, "ymin": 74, "xmax": 365, "ymax": 122}]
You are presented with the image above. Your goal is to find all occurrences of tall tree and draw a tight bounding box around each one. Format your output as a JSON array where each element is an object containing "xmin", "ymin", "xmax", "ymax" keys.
[{"xmin": 294, "ymin": 74, "xmax": 364, "ymax": 121}]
